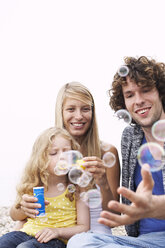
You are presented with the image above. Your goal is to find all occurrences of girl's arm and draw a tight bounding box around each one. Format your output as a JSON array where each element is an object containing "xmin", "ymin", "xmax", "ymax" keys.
[
  {"xmin": 35, "ymin": 195, "xmax": 90, "ymax": 243},
  {"xmin": 10, "ymin": 194, "xmax": 40, "ymax": 220},
  {"xmin": 10, "ymin": 194, "xmax": 50, "ymax": 221}
]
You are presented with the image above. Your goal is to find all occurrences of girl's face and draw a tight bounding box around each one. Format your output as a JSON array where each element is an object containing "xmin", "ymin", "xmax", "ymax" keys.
[
  {"xmin": 62, "ymin": 97, "xmax": 93, "ymax": 141},
  {"xmin": 48, "ymin": 135, "xmax": 71, "ymax": 175}
]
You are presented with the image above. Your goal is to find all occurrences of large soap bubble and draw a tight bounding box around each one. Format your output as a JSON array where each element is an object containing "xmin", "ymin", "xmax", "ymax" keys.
[
  {"xmin": 137, "ymin": 142, "xmax": 165, "ymax": 172},
  {"xmin": 152, "ymin": 120, "xmax": 165, "ymax": 142},
  {"xmin": 54, "ymin": 150, "xmax": 83, "ymax": 176},
  {"xmin": 80, "ymin": 189, "xmax": 102, "ymax": 209},
  {"xmin": 54, "ymin": 160, "xmax": 69, "ymax": 175}
]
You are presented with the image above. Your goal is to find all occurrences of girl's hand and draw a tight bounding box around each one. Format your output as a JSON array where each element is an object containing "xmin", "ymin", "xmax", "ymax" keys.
[
  {"xmin": 35, "ymin": 228, "xmax": 59, "ymax": 243},
  {"xmin": 83, "ymin": 156, "xmax": 108, "ymax": 187},
  {"xmin": 20, "ymin": 194, "xmax": 49, "ymax": 218}
]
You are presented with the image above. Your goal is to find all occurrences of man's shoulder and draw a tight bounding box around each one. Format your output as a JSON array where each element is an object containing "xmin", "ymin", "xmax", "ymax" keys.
[{"xmin": 122, "ymin": 124, "xmax": 142, "ymax": 136}]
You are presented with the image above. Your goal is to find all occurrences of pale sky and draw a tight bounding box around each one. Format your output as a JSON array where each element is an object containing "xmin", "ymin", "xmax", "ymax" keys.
[{"xmin": 1, "ymin": 0, "xmax": 165, "ymax": 206}]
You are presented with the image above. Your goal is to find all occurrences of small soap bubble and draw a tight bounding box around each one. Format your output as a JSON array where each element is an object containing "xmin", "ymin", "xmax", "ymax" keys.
[
  {"xmin": 118, "ymin": 65, "xmax": 129, "ymax": 77},
  {"xmin": 114, "ymin": 109, "xmax": 132, "ymax": 125},
  {"xmin": 137, "ymin": 142, "xmax": 165, "ymax": 172},
  {"xmin": 152, "ymin": 120, "xmax": 165, "ymax": 142},
  {"xmin": 100, "ymin": 142, "xmax": 111, "ymax": 152},
  {"xmin": 67, "ymin": 184, "xmax": 76, "ymax": 193},
  {"xmin": 103, "ymin": 152, "xmax": 116, "ymax": 168},
  {"xmin": 57, "ymin": 183, "xmax": 65, "ymax": 191}
]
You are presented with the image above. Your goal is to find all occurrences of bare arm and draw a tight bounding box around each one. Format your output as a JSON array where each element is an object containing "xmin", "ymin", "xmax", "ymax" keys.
[
  {"xmin": 98, "ymin": 164, "xmax": 165, "ymax": 227},
  {"xmin": 105, "ymin": 145, "xmax": 120, "ymax": 202},
  {"xmin": 35, "ymin": 195, "xmax": 90, "ymax": 243},
  {"xmin": 83, "ymin": 144, "xmax": 120, "ymax": 211}
]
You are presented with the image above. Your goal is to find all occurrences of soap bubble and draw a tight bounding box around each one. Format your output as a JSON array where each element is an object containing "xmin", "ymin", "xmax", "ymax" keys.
[
  {"xmin": 67, "ymin": 184, "xmax": 76, "ymax": 193},
  {"xmin": 59, "ymin": 150, "xmax": 83, "ymax": 165},
  {"xmin": 103, "ymin": 152, "xmax": 116, "ymax": 168},
  {"xmin": 54, "ymin": 150, "xmax": 83, "ymax": 176},
  {"xmin": 54, "ymin": 160, "xmax": 69, "ymax": 175},
  {"xmin": 100, "ymin": 141, "xmax": 111, "ymax": 152},
  {"xmin": 137, "ymin": 142, "xmax": 165, "ymax": 172},
  {"xmin": 54, "ymin": 150, "xmax": 93, "ymax": 187},
  {"xmin": 68, "ymin": 167, "xmax": 83, "ymax": 184},
  {"xmin": 80, "ymin": 189, "xmax": 102, "ymax": 209},
  {"xmin": 152, "ymin": 120, "xmax": 165, "ymax": 142},
  {"xmin": 114, "ymin": 109, "xmax": 132, "ymax": 125},
  {"xmin": 118, "ymin": 65, "xmax": 129, "ymax": 77},
  {"xmin": 57, "ymin": 183, "xmax": 65, "ymax": 191},
  {"xmin": 77, "ymin": 171, "xmax": 93, "ymax": 188}
]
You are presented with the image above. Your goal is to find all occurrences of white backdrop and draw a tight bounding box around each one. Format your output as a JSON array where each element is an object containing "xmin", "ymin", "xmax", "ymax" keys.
[{"xmin": 0, "ymin": 0, "xmax": 165, "ymax": 206}]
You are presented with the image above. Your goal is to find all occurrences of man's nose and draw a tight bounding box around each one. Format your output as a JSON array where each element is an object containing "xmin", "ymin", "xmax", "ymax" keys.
[{"xmin": 135, "ymin": 93, "xmax": 145, "ymax": 105}]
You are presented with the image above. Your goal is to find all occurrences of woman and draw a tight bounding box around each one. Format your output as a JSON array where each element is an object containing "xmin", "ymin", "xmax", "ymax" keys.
[{"xmin": 10, "ymin": 82, "xmax": 120, "ymax": 234}]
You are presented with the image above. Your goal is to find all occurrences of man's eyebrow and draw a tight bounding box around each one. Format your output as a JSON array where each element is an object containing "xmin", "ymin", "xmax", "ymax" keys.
[{"xmin": 123, "ymin": 90, "xmax": 132, "ymax": 95}]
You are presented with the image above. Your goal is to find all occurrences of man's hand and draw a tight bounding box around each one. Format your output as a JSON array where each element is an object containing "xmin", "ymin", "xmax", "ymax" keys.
[{"xmin": 98, "ymin": 164, "xmax": 155, "ymax": 227}]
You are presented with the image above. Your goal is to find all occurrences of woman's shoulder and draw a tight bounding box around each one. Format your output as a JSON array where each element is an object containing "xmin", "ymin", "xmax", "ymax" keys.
[{"xmin": 100, "ymin": 141, "xmax": 118, "ymax": 156}]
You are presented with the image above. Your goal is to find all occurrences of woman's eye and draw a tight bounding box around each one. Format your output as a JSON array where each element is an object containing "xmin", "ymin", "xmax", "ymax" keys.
[
  {"xmin": 83, "ymin": 107, "xmax": 91, "ymax": 112},
  {"xmin": 67, "ymin": 108, "xmax": 74, "ymax": 111}
]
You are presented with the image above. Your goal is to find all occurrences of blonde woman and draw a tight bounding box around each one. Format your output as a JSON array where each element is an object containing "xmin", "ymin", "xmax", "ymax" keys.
[
  {"xmin": 1, "ymin": 127, "xmax": 89, "ymax": 248},
  {"xmin": 55, "ymin": 82, "xmax": 120, "ymax": 233},
  {"xmin": 10, "ymin": 82, "xmax": 120, "ymax": 234}
]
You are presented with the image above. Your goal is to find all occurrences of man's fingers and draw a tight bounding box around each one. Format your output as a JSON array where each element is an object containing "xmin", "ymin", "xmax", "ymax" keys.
[
  {"xmin": 99, "ymin": 210, "xmax": 135, "ymax": 227},
  {"xmin": 117, "ymin": 187, "xmax": 140, "ymax": 205},
  {"xmin": 141, "ymin": 164, "xmax": 154, "ymax": 190}
]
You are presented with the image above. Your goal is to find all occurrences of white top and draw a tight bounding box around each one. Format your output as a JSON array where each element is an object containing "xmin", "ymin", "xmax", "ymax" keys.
[{"xmin": 89, "ymin": 186, "xmax": 112, "ymax": 234}]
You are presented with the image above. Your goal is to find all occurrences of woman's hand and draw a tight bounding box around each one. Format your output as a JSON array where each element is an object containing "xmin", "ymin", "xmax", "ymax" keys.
[{"xmin": 83, "ymin": 156, "xmax": 108, "ymax": 187}]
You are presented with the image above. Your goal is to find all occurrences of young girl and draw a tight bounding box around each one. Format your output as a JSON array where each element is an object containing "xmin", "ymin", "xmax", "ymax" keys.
[{"xmin": 0, "ymin": 127, "xmax": 89, "ymax": 248}]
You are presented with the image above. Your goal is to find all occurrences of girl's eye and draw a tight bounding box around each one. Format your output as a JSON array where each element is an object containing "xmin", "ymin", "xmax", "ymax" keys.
[{"xmin": 49, "ymin": 152, "xmax": 57, "ymax": 156}]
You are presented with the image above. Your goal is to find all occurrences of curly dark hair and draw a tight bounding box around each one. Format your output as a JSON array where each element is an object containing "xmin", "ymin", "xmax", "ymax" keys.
[{"xmin": 109, "ymin": 56, "xmax": 165, "ymax": 116}]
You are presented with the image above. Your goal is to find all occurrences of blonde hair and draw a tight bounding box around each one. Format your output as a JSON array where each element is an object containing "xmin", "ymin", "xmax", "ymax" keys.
[
  {"xmin": 55, "ymin": 82, "xmax": 101, "ymax": 157},
  {"xmin": 15, "ymin": 127, "xmax": 79, "ymax": 208}
]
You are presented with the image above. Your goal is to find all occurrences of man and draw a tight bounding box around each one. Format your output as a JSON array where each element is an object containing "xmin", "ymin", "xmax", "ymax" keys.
[{"xmin": 67, "ymin": 56, "xmax": 165, "ymax": 247}]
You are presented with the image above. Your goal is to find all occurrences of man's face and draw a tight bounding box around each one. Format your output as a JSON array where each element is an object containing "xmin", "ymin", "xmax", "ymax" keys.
[{"xmin": 122, "ymin": 77, "xmax": 165, "ymax": 129}]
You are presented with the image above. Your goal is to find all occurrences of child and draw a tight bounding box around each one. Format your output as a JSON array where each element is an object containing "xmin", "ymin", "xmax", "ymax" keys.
[{"xmin": 0, "ymin": 127, "xmax": 90, "ymax": 248}]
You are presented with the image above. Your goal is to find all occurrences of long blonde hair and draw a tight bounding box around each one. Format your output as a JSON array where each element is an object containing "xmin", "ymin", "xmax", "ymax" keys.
[
  {"xmin": 55, "ymin": 82, "xmax": 101, "ymax": 158},
  {"xmin": 15, "ymin": 127, "xmax": 79, "ymax": 208}
]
